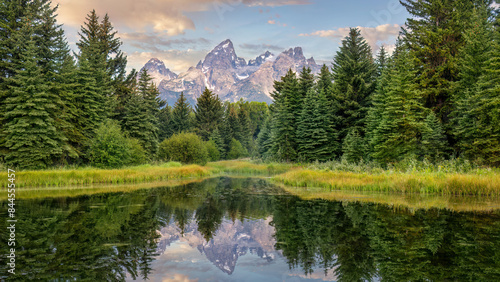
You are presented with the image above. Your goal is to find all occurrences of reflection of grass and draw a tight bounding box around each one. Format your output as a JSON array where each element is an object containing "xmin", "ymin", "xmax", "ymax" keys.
[
  {"xmin": 0, "ymin": 162, "xmax": 210, "ymax": 188},
  {"xmin": 279, "ymin": 184, "xmax": 500, "ymax": 212},
  {"xmin": 272, "ymin": 169, "xmax": 500, "ymax": 196},
  {"xmin": 0, "ymin": 178, "xmax": 206, "ymax": 200}
]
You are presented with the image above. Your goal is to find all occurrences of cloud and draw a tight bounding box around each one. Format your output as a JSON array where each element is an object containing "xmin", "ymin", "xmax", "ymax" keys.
[
  {"xmin": 54, "ymin": 0, "xmax": 309, "ymax": 36},
  {"xmin": 121, "ymin": 33, "xmax": 211, "ymax": 51},
  {"xmin": 240, "ymin": 43, "xmax": 284, "ymax": 52},
  {"xmin": 299, "ymin": 24, "xmax": 401, "ymax": 52},
  {"xmin": 243, "ymin": 0, "xmax": 311, "ymax": 6},
  {"xmin": 126, "ymin": 49, "xmax": 208, "ymax": 74},
  {"xmin": 268, "ymin": 20, "xmax": 276, "ymax": 24}
]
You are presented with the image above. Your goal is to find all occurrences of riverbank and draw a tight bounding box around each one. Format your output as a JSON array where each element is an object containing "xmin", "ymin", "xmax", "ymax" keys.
[
  {"xmin": 0, "ymin": 160, "xmax": 293, "ymax": 188},
  {"xmin": 1, "ymin": 159, "xmax": 499, "ymax": 196}
]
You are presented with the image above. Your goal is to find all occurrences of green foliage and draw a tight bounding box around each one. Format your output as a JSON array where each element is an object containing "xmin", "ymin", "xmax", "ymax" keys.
[
  {"xmin": 195, "ymin": 88, "xmax": 224, "ymax": 141},
  {"xmin": 158, "ymin": 104, "xmax": 174, "ymax": 141},
  {"xmin": 342, "ymin": 128, "xmax": 367, "ymax": 163},
  {"xmin": 171, "ymin": 92, "xmax": 193, "ymax": 133},
  {"xmin": 296, "ymin": 88, "xmax": 333, "ymax": 162},
  {"xmin": 205, "ymin": 140, "xmax": 220, "ymax": 162},
  {"xmin": 127, "ymin": 138, "xmax": 148, "ymax": 166},
  {"xmin": 88, "ymin": 120, "xmax": 131, "ymax": 168},
  {"xmin": 227, "ymin": 138, "xmax": 248, "ymax": 160},
  {"xmin": 2, "ymin": 30, "xmax": 65, "ymax": 170},
  {"xmin": 158, "ymin": 133, "xmax": 208, "ymax": 165},
  {"xmin": 331, "ymin": 27, "xmax": 376, "ymax": 152},
  {"xmin": 122, "ymin": 68, "xmax": 162, "ymax": 157},
  {"xmin": 368, "ymin": 45, "xmax": 427, "ymax": 163},
  {"xmin": 256, "ymin": 117, "xmax": 273, "ymax": 158},
  {"xmin": 270, "ymin": 69, "xmax": 299, "ymax": 162},
  {"xmin": 421, "ymin": 112, "xmax": 448, "ymax": 161}
]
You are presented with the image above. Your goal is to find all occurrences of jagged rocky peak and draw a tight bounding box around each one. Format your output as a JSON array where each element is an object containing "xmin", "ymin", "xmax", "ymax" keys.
[
  {"xmin": 201, "ymin": 39, "xmax": 246, "ymax": 70},
  {"xmin": 248, "ymin": 51, "xmax": 274, "ymax": 67},
  {"xmin": 307, "ymin": 57, "xmax": 317, "ymax": 66},
  {"xmin": 196, "ymin": 60, "xmax": 203, "ymax": 69},
  {"xmin": 141, "ymin": 58, "xmax": 178, "ymax": 85},
  {"xmin": 283, "ymin": 47, "xmax": 305, "ymax": 60}
]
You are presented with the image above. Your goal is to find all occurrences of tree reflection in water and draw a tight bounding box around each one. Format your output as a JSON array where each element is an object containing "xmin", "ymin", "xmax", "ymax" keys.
[{"xmin": 1, "ymin": 177, "xmax": 499, "ymax": 281}]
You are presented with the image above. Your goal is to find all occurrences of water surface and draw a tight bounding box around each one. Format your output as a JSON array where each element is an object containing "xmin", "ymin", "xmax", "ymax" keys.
[{"xmin": 1, "ymin": 177, "xmax": 500, "ymax": 281}]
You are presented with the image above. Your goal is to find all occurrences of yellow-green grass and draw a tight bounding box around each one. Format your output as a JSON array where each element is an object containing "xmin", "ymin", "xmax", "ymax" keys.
[
  {"xmin": 272, "ymin": 169, "xmax": 500, "ymax": 196},
  {"xmin": 206, "ymin": 160, "xmax": 297, "ymax": 175},
  {"xmin": 0, "ymin": 162, "xmax": 211, "ymax": 188},
  {"xmin": 279, "ymin": 184, "xmax": 500, "ymax": 212},
  {"xmin": 0, "ymin": 178, "xmax": 207, "ymax": 201}
]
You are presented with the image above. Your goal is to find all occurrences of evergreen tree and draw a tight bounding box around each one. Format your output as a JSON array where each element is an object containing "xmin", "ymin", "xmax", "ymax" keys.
[
  {"xmin": 317, "ymin": 64, "xmax": 334, "ymax": 102},
  {"xmin": 238, "ymin": 106, "xmax": 252, "ymax": 151},
  {"xmin": 171, "ymin": 92, "xmax": 192, "ymax": 133},
  {"xmin": 2, "ymin": 29, "xmax": 65, "ymax": 169},
  {"xmin": 331, "ymin": 28, "xmax": 376, "ymax": 155},
  {"xmin": 209, "ymin": 127, "xmax": 225, "ymax": 157},
  {"xmin": 452, "ymin": 5, "xmax": 495, "ymax": 161},
  {"xmin": 369, "ymin": 46, "xmax": 427, "ymax": 163},
  {"xmin": 400, "ymin": 0, "xmax": 492, "ymax": 122},
  {"xmin": 298, "ymin": 67, "xmax": 315, "ymax": 101},
  {"xmin": 296, "ymin": 88, "xmax": 332, "ymax": 162},
  {"xmin": 123, "ymin": 68, "xmax": 161, "ymax": 156},
  {"xmin": 461, "ymin": 10, "xmax": 500, "ymax": 165},
  {"xmin": 342, "ymin": 128, "xmax": 367, "ymax": 163},
  {"xmin": 256, "ymin": 116, "xmax": 273, "ymax": 158},
  {"xmin": 421, "ymin": 112, "xmax": 448, "ymax": 161},
  {"xmin": 195, "ymin": 88, "xmax": 224, "ymax": 141},
  {"xmin": 158, "ymin": 104, "xmax": 173, "ymax": 142},
  {"xmin": 270, "ymin": 69, "xmax": 299, "ymax": 162},
  {"xmin": 375, "ymin": 46, "xmax": 389, "ymax": 77}
]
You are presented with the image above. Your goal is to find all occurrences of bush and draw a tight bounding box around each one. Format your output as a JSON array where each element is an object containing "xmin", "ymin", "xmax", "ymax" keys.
[
  {"xmin": 158, "ymin": 133, "xmax": 208, "ymax": 165},
  {"xmin": 88, "ymin": 120, "xmax": 130, "ymax": 168},
  {"xmin": 227, "ymin": 138, "xmax": 248, "ymax": 160},
  {"xmin": 205, "ymin": 140, "xmax": 220, "ymax": 162},
  {"xmin": 126, "ymin": 138, "xmax": 148, "ymax": 166}
]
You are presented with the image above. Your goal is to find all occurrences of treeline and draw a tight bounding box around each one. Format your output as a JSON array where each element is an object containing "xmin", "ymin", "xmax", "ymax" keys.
[
  {"xmin": 0, "ymin": 1, "xmax": 268, "ymax": 169},
  {"xmin": 258, "ymin": 0, "xmax": 500, "ymax": 166}
]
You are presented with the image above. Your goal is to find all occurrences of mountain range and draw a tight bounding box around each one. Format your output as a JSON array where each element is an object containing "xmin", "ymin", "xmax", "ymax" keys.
[{"xmin": 140, "ymin": 39, "xmax": 321, "ymax": 106}]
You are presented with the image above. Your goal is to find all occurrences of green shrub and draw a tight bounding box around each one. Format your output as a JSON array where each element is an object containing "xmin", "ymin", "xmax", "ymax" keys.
[
  {"xmin": 227, "ymin": 138, "xmax": 248, "ymax": 160},
  {"xmin": 158, "ymin": 133, "xmax": 208, "ymax": 165},
  {"xmin": 126, "ymin": 138, "xmax": 148, "ymax": 166},
  {"xmin": 205, "ymin": 140, "xmax": 220, "ymax": 161},
  {"xmin": 88, "ymin": 120, "xmax": 131, "ymax": 168}
]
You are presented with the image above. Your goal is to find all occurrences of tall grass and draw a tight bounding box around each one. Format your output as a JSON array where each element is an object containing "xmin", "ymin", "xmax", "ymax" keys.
[
  {"xmin": 0, "ymin": 162, "xmax": 210, "ymax": 188},
  {"xmin": 272, "ymin": 169, "xmax": 500, "ymax": 196},
  {"xmin": 206, "ymin": 160, "xmax": 296, "ymax": 175},
  {"xmin": 279, "ymin": 184, "xmax": 500, "ymax": 212}
]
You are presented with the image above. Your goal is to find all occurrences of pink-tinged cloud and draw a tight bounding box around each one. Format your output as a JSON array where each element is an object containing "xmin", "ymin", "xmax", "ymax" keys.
[
  {"xmin": 299, "ymin": 24, "xmax": 401, "ymax": 52},
  {"xmin": 54, "ymin": 0, "xmax": 310, "ymax": 36}
]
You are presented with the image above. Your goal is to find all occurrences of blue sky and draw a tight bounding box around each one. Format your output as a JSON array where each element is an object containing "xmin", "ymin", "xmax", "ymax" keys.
[{"xmin": 54, "ymin": 0, "xmax": 410, "ymax": 73}]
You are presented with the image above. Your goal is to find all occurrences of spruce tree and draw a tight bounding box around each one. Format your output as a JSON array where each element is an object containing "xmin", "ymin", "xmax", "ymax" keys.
[
  {"xmin": 171, "ymin": 92, "xmax": 192, "ymax": 133},
  {"xmin": 331, "ymin": 28, "xmax": 376, "ymax": 155},
  {"xmin": 400, "ymin": 0, "xmax": 491, "ymax": 122},
  {"xmin": 462, "ymin": 10, "xmax": 500, "ymax": 165},
  {"xmin": 256, "ymin": 116, "xmax": 273, "ymax": 158},
  {"xmin": 375, "ymin": 46, "xmax": 389, "ymax": 78},
  {"xmin": 158, "ymin": 104, "xmax": 173, "ymax": 142},
  {"xmin": 270, "ymin": 69, "xmax": 299, "ymax": 162},
  {"xmin": 296, "ymin": 88, "xmax": 332, "ymax": 162},
  {"xmin": 209, "ymin": 127, "xmax": 225, "ymax": 157},
  {"xmin": 369, "ymin": 46, "xmax": 427, "ymax": 163},
  {"xmin": 421, "ymin": 112, "xmax": 448, "ymax": 161},
  {"xmin": 452, "ymin": 5, "xmax": 495, "ymax": 161},
  {"xmin": 123, "ymin": 68, "xmax": 161, "ymax": 156},
  {"xmin": 195, "ymin": 88, "xmax": 224, "ymax": 141},
  {"xmin": 342, "ymin": 128, "xmax": 367, "ymax": 163},
  {"xmin": 2, "ymin": 29, "xmax": 65, "ymax": 169},
  {"xmin": 298, "ymin": 67, "xmax": 315, "ymax": 101},
  {"xmin": 238, "ymin": 107, "xmax": 253, "ymax": 151}
]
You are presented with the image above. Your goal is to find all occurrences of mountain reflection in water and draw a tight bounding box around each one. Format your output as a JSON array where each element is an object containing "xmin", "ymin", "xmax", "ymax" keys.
[{"xmin": 1, "ymin": 177, "xmax": 500, "ymax": 281}]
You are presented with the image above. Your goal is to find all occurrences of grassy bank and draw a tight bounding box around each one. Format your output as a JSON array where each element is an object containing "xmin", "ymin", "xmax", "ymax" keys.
[
  {"xmin": 2, "ymin": 159, "xmax": 500, "ymax": 197},
  {"xmin": 0, "ymin": 160, "xmax": 291, "ymax": 189},
  {"xmin": 0, "ymin": 162, "xmax": 211, "ymax": 188},
  {"xmin": 272, "ymin": 169, "xmax": 500, "ymax": 196}
]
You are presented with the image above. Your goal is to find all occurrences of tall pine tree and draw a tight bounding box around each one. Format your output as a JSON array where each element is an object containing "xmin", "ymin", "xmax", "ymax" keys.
[
  {"xmin": 171, "ymin": 92, "xmax": 192, "ymax": 133},
  {"xmin": 195, "ymin": 88, "xmax": 224, "ymax": 141}
]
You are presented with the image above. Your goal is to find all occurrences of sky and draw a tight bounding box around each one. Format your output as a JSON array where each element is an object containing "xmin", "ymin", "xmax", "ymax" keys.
[{"xmin": 53, "ymin": 0, "xmax": 411, "ymax": 74}]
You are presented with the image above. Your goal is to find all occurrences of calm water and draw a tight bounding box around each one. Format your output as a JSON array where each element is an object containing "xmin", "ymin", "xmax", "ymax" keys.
[{"xmin": 1, "ymin": 177, "xmax": 500, "ymax": 281}]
